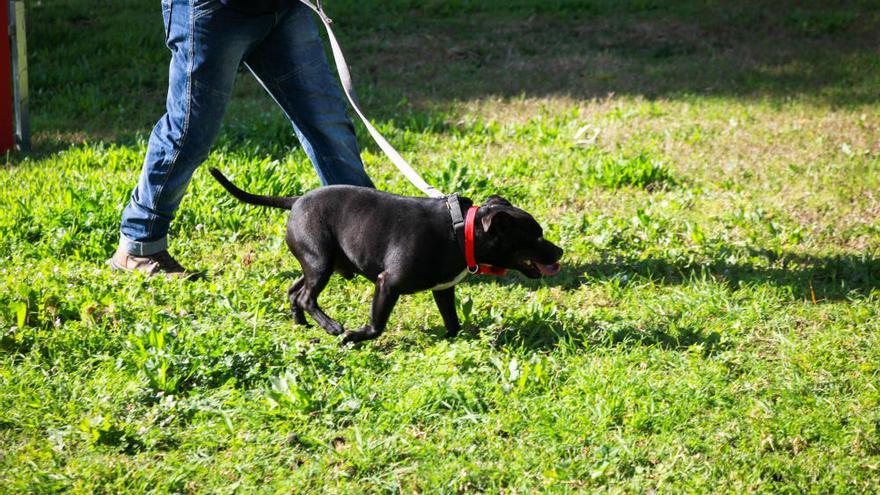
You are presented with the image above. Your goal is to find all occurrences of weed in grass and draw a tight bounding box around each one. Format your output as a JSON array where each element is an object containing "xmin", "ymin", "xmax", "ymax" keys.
[{"xmin": 580, "ymin": 150, "xmax": 676, "ymax": 190}]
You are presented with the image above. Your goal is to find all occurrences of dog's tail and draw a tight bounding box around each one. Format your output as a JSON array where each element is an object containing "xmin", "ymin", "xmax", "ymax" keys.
[{"xmin": 209, "ymin": 168, "xmax": 298, "ymax": 210}]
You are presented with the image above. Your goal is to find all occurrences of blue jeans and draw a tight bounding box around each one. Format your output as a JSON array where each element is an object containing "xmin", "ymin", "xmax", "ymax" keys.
[{"xmin": 120, "ymin": 0, "xmax": 374, "ymax": 256}]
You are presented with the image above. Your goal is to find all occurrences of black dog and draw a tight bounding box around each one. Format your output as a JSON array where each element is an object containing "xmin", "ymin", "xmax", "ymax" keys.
[{"xmin": 210, "ymin": 168, "xmax": 563, "ymax": 344}]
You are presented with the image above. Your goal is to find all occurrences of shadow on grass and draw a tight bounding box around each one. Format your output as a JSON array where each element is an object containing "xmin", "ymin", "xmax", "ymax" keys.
[
  {"xmin": 473, "ymin": 249, "xmax": 880, "ymax": 302},
  {"xmin": 445, "ymin": 249, "xmax": 877, "ymax": 354},
  {"xmin": 484, "ymin": 313, "xmax": 724, "ymax": 355},
  {"xmin": 270, "ymin": 248, "xmax": 876, "ymax": 355},
  {"xmin": 24, "ymin": 0, "xmax": 880, "ymax": 152},
  {"xmin": 330, "ymin": 0, "xmax": 880, "ymax": 109}
]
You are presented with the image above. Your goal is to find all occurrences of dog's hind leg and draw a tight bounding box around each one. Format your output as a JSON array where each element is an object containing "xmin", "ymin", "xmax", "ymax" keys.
[
  {"xmin": 287, "ymin": 277, "xmax": 309, "ymax": 327},
  {"xmin": 297, "ymin": 264, "xmax": 345, "ymax": 336},
  {"xmin": 342, "ymin": 272, "xmax": 400, "ymax": 344}
]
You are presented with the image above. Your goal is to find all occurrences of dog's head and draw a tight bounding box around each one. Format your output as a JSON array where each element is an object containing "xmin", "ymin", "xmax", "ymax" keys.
[{"xmin": 475, "ymin": 195, "xmax": 563, "ymax": 278}]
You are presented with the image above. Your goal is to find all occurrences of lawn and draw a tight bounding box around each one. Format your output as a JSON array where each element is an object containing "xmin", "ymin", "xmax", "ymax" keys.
[{"xmin": 2, "ymin": 0, "xmax": 880, "ymax": 492}]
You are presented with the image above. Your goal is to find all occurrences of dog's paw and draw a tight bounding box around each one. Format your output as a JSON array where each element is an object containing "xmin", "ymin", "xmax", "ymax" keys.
[
  {"xmin": 340, "ymin": 326, "xmax": 378, "ymax": 345},
  {"xmin": 340, "ymin": 331, "xmax": 359, "ymax": 345},
  {"xmin": 327, "ymin": 322, "xmax": 345, "ymax": 336},
  {"xmin": 293, "ymin": 315, "xmax": 311, "ymax": 327}
]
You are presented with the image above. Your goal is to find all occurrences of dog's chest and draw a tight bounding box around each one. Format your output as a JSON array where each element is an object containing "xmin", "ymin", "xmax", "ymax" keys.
[{"xmin": 429, "ymin": 268, "xmax": 468, "ymax": 291}]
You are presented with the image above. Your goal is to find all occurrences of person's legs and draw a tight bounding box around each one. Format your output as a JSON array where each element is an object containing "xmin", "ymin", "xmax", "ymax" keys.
[
  {"xmin": 118, "ymin": 0, "xmax": 273, "ymax": 256},
  {"xmin": 244, "ymin": 3, "xmax": 374, "ymax": 188}
]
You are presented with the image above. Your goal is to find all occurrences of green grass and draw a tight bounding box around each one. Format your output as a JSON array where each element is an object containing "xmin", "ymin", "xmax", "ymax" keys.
[{"xmin": 2, "ymin": 0, "xmax": 880, "ymax": 492}]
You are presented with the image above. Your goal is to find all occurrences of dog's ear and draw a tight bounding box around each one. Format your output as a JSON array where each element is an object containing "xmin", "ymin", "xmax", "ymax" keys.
[
  {"xmin": 484, "ymin": 195, "xmax": 512, "ymax": 207},
  {"xmin": 480, "ymin": 205, "xmax": 530, "ymax": 232}
]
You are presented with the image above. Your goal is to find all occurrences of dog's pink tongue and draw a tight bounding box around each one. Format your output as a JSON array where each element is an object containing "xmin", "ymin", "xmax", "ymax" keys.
[{"xmin": 538, "ymin": 262, "xmax": 561, "ymax": 276}]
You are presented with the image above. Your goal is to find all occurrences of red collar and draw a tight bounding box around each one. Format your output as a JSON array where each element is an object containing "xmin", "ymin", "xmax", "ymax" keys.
[{"xmin": 465, "ymin": 206, "xmax": 508, "ymax": 276}]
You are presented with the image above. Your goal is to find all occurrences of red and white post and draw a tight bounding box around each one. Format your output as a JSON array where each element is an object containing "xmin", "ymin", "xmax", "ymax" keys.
[
  {"xmin": 0, "ymin": 0, "xmax": 28, "ymax": 153},
  {"xmin": 0, "ymin": 2, "xmax": 15, "ymax": 152}
]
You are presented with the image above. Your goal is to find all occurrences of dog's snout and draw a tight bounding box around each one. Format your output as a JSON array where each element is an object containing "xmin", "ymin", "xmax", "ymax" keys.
[
  {"xmin": 537, "ymin": 239, "xmax": 563, "ymax": 263},
  {"xmin": 541, "ymin": 238, "xmax": 562, "ymax": 255},
  {"xmin": 551, "ymin": 244, "xmax": 564, "ymax": 262}
]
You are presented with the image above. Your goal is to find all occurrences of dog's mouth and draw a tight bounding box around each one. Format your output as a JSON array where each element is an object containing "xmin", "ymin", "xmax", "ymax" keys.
[{"xmin": 517, "ymin": 259, "xmax": 561, "ymax": 278}]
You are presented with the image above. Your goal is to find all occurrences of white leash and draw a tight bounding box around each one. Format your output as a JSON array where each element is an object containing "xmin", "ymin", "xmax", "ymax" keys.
[{"xmin": 298, "ymin": 0, "xmax": 444, "ymax": 198}]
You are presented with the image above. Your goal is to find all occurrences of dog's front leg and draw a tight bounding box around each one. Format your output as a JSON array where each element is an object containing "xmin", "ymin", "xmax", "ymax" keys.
[
  {"xmin": 341, "ymin": 273, "xmax": 400, "ymax": 345},
  {"xmin": 432, "ymin": 287, "xmax": 461, "ymax": 338}
]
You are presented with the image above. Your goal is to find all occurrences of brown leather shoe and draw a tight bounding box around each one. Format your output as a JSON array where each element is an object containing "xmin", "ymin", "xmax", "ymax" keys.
[{"xmin": 107, "ymin": 246, "xmax": 194, "ymax": 278}]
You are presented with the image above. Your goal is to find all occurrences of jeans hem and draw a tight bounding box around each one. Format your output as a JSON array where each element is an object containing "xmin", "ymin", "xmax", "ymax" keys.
[{"xmin": 120, "ymin": 234, "xmax": 168, "ymax": 257}]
